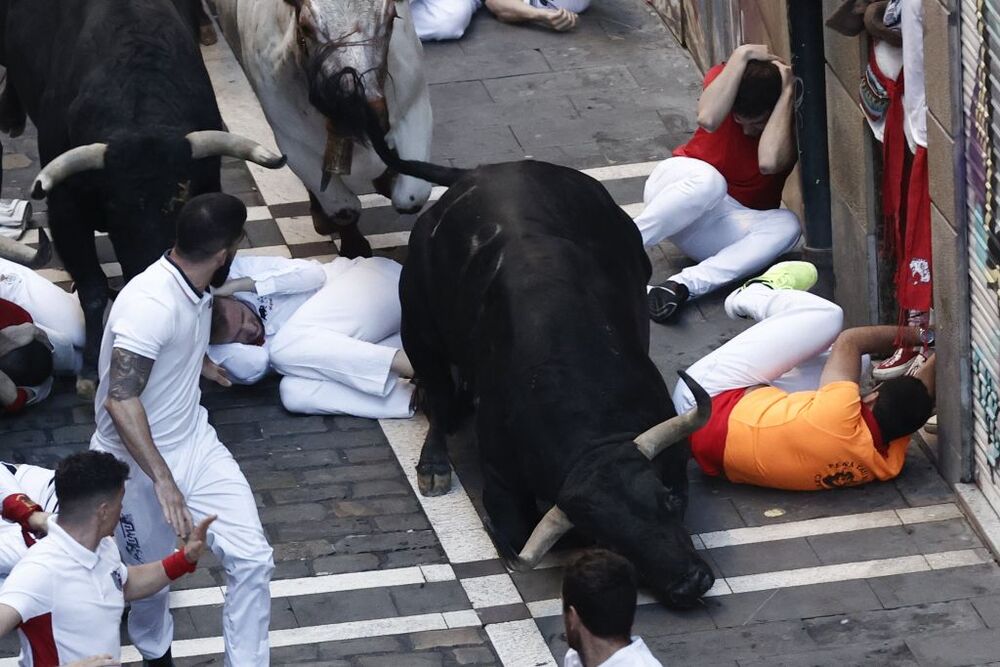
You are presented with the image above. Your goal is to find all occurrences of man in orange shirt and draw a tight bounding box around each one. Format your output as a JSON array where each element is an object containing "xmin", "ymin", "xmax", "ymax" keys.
[
  {"xmin": 674, "ymin": 261, "xmax": 935, "ymax": 491},
  {"xmin": 639, "ymin": 44, "xmax": 801, "ymax": 323}
]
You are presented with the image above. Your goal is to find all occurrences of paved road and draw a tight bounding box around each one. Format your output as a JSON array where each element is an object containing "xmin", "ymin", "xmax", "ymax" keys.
[{"xmin": 2, "ymin": 0, "xmax": 1000, "ymax": 665}]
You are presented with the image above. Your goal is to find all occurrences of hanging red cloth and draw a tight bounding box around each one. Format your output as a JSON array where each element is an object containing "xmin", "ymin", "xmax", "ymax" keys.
[{"xmin": 895, "ymin": 145, "xmax": 932, "ymax": 310}]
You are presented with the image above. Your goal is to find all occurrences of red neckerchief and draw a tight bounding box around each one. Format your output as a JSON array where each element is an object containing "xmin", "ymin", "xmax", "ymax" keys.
[{"xmin": 860, "ymin": 403, "xmax": 889, "ymax": 458}]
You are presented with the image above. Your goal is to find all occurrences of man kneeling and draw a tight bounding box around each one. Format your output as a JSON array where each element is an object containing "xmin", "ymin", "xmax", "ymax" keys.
[
  {"xmin": 675, "ymin": 261, "xmax": 935, "ymax": 490},
  {"xmin": 209, "ymin": 254, "xmax": 415, "ymax": 419}
]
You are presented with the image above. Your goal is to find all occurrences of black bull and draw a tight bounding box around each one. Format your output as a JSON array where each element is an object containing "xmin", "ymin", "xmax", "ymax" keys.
[
  {"xmin": 398, "ymin": 160, "xmax": 716, "ymax": 607},
  {"xmin": 0, "ymin": 0, "xmax": 283, "ymax": 392}
]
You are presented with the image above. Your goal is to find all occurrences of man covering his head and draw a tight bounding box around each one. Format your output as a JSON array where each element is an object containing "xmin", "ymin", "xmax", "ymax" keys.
[
  {"xmin": 562, "ymin": 548, "xmax": 662, "ymax": 667},
  {"xmin": 0, "ymin": 298, "xmax": 54, "ymax": 415},
  {"xmin": 638, "ymin": 44, "xmax": 802, "ymax": 324}
]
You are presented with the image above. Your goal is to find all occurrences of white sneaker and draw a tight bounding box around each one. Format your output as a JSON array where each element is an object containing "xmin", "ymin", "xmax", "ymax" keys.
[{"xmin": 0, "ymin": 199, "xmax": 31, "ymax": 238}]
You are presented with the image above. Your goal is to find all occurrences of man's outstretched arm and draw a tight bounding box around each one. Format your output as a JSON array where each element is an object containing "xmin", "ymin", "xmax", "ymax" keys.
[
  {"xmin": 819, "ymin": 326, "xmax": 924, "ymax": 387},
  {"xmin": 104, "ymin": 347, "xmax": 193, "ymax": 538}
]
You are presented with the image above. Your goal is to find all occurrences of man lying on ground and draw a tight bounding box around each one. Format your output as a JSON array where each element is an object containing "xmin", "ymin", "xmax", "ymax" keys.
[
  {"xmin": 640, "ymin": 43, "xmax": 801, "ymax": 323},
  {"xmin": 674, "ymin": 261, "xmax": 935, "ymax": 491},
  {"xmin": 410, "ymin": 0, "xmax": 585, "ymax": 42},
  {"xmin": 209, "ymin": 254, "xmax": 415, "ymax": 419},
  {"xmin": 0, "ymin": 298, "xmax": 55, "ymax": 415},
  {"xmin": 0, "ymin": 451, "xmax": 213, "ymax": 667},
  {"xmin": 562, "ymin": 549, "xmax": 662, "ymax": 667}
]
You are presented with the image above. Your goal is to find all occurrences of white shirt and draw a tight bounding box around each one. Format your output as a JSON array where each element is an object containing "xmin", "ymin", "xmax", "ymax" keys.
[
  {"xmin": 900, "ymin": 0, "xmax": 926, "ymax": 150},
  {"xmin": 0, "ymin": 463, "xmax": 56, "ymax": 514},
  {"xmin": 92, "ymin": 254, "xmax": 214, "ymax": 453},
  {"xmin": 207, "ymin": 256, "xmax": 326, "ymax": 384},
  {"xmin": 564, "ymin": 637, "xmax": 663, "ymax": 667},
  {"xmin": 0, "ymin": 517, "xmax": 128, "ymax": 666}
]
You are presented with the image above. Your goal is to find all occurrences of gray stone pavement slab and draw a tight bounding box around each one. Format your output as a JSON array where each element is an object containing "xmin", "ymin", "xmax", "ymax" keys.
[
  {"xmin": 703, "ymin": 579, "xmax": 884, "ymax": 629},
  {"xmin": 907, "ymin": 627, "xmax": 1000, "ymax": 666}
]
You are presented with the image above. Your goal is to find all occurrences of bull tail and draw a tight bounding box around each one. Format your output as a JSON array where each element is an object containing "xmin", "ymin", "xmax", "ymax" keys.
[{"xmin": 364, "ymin": 106, "xmax": 465, "ymax": 187}]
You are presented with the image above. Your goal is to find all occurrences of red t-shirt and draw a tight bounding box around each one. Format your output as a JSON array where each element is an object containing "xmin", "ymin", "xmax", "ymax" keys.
[
  {"xmin": 0, "ymin": 298, "xmax": 33, "ymax": 414},
  {"xmin": 673, "ymin": 63, "xmax": 794, "ymax": 211}
]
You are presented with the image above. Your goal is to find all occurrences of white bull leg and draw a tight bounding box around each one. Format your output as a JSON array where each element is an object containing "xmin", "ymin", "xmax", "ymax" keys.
[{"xmin": 384, "ymin": 4, "xmax": 434, "ymax": 212}]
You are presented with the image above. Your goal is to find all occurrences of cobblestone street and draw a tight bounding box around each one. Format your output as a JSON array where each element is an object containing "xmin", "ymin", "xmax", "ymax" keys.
[{"xmin": 2, "ymin": 0, "xmax": 1000, "ymax": 664}]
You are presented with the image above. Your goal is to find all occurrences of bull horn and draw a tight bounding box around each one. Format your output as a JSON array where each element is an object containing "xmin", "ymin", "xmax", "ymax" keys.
[
  {"xmin": 634, "ymin": 370, "xmax": 712, "ymax": 460},
  {"xmin": 186, "ymin": 131, "xmax": 287, "ymax": 169},
  {"xmin": 0, "ymin": 228, "xmax": 51, "ymax": 269},
  {"xmin": 31, "ymin": 144, "xmax": 108, "ymax": 199},
  {"xmin": 512, "ymin": 505, "xmax": 573, "ymax": 571}
]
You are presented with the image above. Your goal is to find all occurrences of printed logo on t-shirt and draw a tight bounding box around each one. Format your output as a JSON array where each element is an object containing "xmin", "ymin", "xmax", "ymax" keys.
[
  {"xmin": 110, "ymin": 570, "xmax": 123, "ymax": 592},
  {"xmin": 119, "ymin": 513, "xmax": 144, "ymax": 563},
  {"xmin": 814, "ymin": 460, "xmax": 873, "ymax": 489}
]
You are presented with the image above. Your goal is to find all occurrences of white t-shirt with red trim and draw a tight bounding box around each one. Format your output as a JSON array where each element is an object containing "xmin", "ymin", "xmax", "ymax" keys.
[{"xmin": 0, "ymin": 517, "xmax": 127, "ymax": 666}]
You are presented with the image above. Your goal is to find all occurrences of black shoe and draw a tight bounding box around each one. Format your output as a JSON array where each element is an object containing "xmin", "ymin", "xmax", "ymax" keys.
[
  {"xmin": 143, "ymin": 649, "xmax": 174, "ymax": 667},
  {"xmin": 648, "ymin": 280, "xmax": 689, "ymax": 323}
]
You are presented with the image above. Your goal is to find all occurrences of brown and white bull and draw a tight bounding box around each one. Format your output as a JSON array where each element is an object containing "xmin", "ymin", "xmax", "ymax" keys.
[{"xmin": 214, "ymin": 0, "xmax": 433, "ymax": 257}]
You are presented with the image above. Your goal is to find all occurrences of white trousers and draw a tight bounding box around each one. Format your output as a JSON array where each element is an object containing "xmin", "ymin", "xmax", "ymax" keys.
[
  {"xmin": 270, "ymin": 257, "xmax": 414, "ymax": 419},
  {"xmin": 672, "ymin": 285, "xmax": 844, "ymax": 414},
  {"xmin": 0, "ymin": 258, "xmax": 84, "ymax": 374},
  {"xmin": 409, "ymin": 0, "xmax": 590, "ymax": 41},
  {"xmin": 95, "ymin": 427, "xmax": 273, "ymax": 665},
  {"xmin": 634, "ymin": 157, "xmax": 802, "ymax": 298}
]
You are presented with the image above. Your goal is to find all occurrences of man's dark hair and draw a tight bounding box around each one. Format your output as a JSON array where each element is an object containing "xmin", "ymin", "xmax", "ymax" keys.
[
  {"xmin": 732, "ymin": 59, "xmax": 782, "ymax": 120},
  {"xmin": 55, "ymin": 452, "xmax": 130, "ymax": 521},
  {"xmin": 873, "ymin": 376, "xmax": 934, "ymax": 442},
  {"xmin": 174, "ymin": 193, "xmax": 247, "ymax": 261},
  {"xmin": 0, "ymin": 340, "xmax": 53, "ymax": 386},
  {"xmin": 562, "ymin": 549, "xmax": 637, "ymax": 640}
]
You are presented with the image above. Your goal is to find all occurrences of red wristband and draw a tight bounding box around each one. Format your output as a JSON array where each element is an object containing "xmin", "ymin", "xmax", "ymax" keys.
[
  {"xmin": 2, "ymin": 494, "xmax": 42, "ymax": 531},
  {"xmin": 2, "ymin": 389, "xmax": 27, "ymax": 415},
  {"xmin": 161, "ymin": 550, "xmax": 197, "ymax": 580}
]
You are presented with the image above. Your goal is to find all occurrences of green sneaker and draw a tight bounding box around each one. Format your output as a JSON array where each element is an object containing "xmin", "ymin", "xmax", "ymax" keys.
[{"xmin": 725, "ymin": 261, "xmax": 818, "ymax": 319}]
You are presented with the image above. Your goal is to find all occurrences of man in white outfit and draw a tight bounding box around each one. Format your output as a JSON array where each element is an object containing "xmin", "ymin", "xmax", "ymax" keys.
[
  {"xmin": 639, "ymin": 44, "xmax": 801, "ymax": 323},
  {"xmin": 410, "ymin": 0, "xmax": 586, "ymax": 41},
  {"xmin": 562, "ymin": 549, "xmax": 662, "ymax": 667},
  {"xmin": 90, "ymin": 194, "xmax": 273, "ymax": 667},
  {"xmin": 209, "ymin": 254, "xmax": 415, "ymax": 419}
]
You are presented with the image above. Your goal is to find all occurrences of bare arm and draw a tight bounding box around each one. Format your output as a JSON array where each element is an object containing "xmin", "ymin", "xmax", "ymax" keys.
[
  {"xmin": 484, "ymin": 0, "xmax": 577, "ymax": 31},
  {"xmin": 0, "ymin": 603, "xmax": 21, "ymax": 637},
  {"xmin": 758, "ymin": 61, "xmax": 797, "ymax": 175},
  {"xmin": 697, "ymin": 44, "xmax": 776, "ymax": 131},
  {"xmin": 819, "ymin": 326, "xmax": 923, "ymax": 387},
  {"xmin": 104, "ymin": 348, "xmax": 193, "ymax": 537}
]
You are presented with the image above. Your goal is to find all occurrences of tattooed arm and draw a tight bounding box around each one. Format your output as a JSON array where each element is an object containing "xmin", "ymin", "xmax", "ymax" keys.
[{"xmin": 104, "ymin": 347, "xmax": 194, "ymax": 538}]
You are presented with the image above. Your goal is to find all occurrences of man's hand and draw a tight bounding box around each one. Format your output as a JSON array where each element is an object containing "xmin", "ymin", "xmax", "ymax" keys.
[
  {"xmin": 27, "ymin": 511, "xmax": 50, "ymax": 536},
  {"xmin": 183, "ymin": 515, "xmax": 217, "ymax": 564},
  {"xmin": 201, "ymin": 357, "xmax": 232, "ymax": 387},
  {"xmin": 154, "ymin": 477, "xmax": 194, "ymax": 539},
  {"xmin": 213, "ymin": 276, "xmax": 255, "ymax": 297},
  {"xmin": 61, "ymin": 656, "xmax": 118, "ymax": 667},
  {"xmin": 539, "ymin": 7, "xmax": 577, "ymax": 31},
  {"xmin": 734, "ymin": 43, "xmax": 778, "ymax": 64},
  {"xmin": 775, "ymin": 60, "xmax": 794, "ymax": 88},
  {"xmin": 0, "ymin": 371, "xmax": 17, "ymax": 407},
  {"xmin": 0, "ymin": 322, "xmax": 52, "ymax": 355}
]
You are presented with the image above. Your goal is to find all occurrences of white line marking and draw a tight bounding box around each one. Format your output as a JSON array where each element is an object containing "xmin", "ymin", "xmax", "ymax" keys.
[
  {"xmin": 486, "ymin": 620, "xmax": 558, "ymax": 667},
  {"xmin": 461, "ymin": 574, "xmax": 525, "ymax": 609},
  {"xmin": 525, "ymin": 550, "xmax": 995, "ymax": 618}
]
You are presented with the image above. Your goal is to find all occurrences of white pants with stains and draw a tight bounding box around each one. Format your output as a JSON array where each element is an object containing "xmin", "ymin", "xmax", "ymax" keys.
[
  {"xmin": 409, "ymin": 0, "xmax": 590, "ymax": 41},
  {"xmin": 94, "ymin": 427, "xmax": 273, "ymax": 666},
  {"xmin": 672, "ymin": 284, "xmax": 855, "ymax": 413},
  {"xmin": 634, "ymin": 157, "xmax": 802, "ymax": 298},
  {"xmin": 271, "ymin": 257, "xmax": 415, "ymax": 419}
]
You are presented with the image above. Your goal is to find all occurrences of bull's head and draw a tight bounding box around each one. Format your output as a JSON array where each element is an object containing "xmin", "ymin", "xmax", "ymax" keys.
[
  {"xmin": 9, "ymin": 132, "xmax": 284, "ymax": 275},
  {"xmin": 513, "ymin": 372, "xmax": 716, "ymax": 608},
  {"xmin": 286, "ymin": 0, "xmax": 397, "ymax": 188}
]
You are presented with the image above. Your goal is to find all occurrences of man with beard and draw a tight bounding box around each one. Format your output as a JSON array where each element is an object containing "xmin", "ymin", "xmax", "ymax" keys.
[
  {"xmin": 90, "ymin": 194, "xmax": 274, "ymax": 666},
  {"xmin": 638, "ymin": 44, "xmax": 802, "ymax": 323},
  {"xmin": 562, "ymin": 549, "xmax": 661, "ymax": 667}
]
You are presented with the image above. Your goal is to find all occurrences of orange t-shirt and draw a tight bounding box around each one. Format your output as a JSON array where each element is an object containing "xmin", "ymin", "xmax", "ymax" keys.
[
  {"xmin": 673, "ymin": 63, "xmax": 794, "ymax": 211},
  {"xmin": 720, "ymin": 381, "xmax": 911, "ymax": 491}
]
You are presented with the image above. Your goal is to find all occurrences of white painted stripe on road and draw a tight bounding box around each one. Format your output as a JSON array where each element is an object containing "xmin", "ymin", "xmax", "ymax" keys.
[
  {"xmin": 699, "ymin": 503, "xmax": 964, "ymax": 550},
  {"xmin": 525, "ymin": 550, "xmax": 995, "ymax": 618},
  {"xmin": 379, "ymin": 414, "xmax": 555, "ymax": 666},
  {"xmin": 486, "ymin": 620, "xmax": 558, "ymax": 667},
  {"xmin": 168, "ymin": 563, "xmax": 455, "ymax": 609}
]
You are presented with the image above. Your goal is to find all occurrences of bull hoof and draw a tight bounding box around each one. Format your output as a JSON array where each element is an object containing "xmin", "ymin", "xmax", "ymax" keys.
[
  {"xmin": 417, "ymin": 464, "xmax": 452, "ymax": 497},
  {"xmin": 199, "ymin": 23, "xmax": 218, "ymax": 46},
  {"xmin": 76, "ymin": 377, "xmax": 97, "ymax": 401}
]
